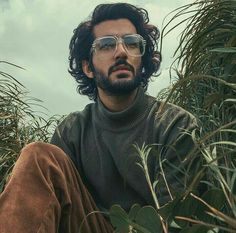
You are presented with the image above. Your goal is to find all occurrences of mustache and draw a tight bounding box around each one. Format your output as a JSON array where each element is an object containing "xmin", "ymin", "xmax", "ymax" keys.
[{"xmin": 108, "ymin": 59, "xmax": 135, "ymax": 76}]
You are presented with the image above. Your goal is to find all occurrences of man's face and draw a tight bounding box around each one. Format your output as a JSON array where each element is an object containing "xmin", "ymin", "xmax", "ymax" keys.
[{"xmin": 90, "ymin": 19, "xmax": 143, "ymax": 95}]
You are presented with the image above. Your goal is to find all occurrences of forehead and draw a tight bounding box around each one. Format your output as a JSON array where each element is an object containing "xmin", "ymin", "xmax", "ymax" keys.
[{"xmin": 93, "ymin": 18, "xmax": 137, "ymax": 38}]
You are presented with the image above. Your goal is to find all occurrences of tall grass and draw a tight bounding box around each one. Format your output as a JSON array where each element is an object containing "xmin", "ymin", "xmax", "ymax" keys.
[
  {"xmin": 158, "ymin": 0, "xmax": 236, "ymax": 231},
  {"xmin": 0, "ymin": 61, "xmax": 61, "ymax": 192}
]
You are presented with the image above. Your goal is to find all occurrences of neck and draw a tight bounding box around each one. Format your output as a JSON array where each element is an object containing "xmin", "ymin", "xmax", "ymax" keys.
[{"xmin": 97, "ymin": 88, "xmax": 138, "ymax": 112}]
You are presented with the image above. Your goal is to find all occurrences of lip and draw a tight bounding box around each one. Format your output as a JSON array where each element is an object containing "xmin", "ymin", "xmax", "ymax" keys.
[
  {"xmin": 108, "ymin": 62, "xmax": 134, "ymax": 76},
  {"xmin": 111, "ymin": 65, "xmax": 131, "ymax": 73},
  {"xmin": 112, "ymin": 68, "xmax": 131, "ymax": 73}
]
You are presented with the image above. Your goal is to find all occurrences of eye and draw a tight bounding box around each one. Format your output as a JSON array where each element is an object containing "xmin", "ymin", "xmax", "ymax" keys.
[
  {"xmin": 97, "ymin": 38, "xmax": 116, "ymax": 51},
  {"xmin": 126, "ymin": 42, "xmax": 139, "ymax": 49},
  {"xmin": 124, "ymin": 36, "xmax": 140, "ymax": 49}
]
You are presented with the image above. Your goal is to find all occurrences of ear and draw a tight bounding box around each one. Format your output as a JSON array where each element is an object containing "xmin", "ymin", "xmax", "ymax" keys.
[{"xmin": 82, "ymin": 60, "xmax": 94, "ymax": 79}]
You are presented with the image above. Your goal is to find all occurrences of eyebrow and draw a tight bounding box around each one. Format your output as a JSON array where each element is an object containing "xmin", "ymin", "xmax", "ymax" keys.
[{"xmin": 95, "ymin": 33, "xmax": 137, "ymax": 39}]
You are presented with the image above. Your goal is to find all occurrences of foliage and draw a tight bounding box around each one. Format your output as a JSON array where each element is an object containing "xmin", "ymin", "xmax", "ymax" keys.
[
  {"xmin": 0, "ymin": 61, "xmax": 61, "ymax": 192},
  {"xmin": 110, "ymin": 204, "xmax": 162, "ymax": 233},
  {"xmin": 109, "ymin": 0, "xmax": 236, "ymax": 232},
  {"xmin": 158, "ymin": 0, "xmax": 236, "ymax": 139}
]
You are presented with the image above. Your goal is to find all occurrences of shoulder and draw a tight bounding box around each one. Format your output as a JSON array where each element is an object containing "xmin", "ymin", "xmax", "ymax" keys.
[
  {"xmin": 148, "ymin": 96, "xmax": 198, "ymax": 131},
  {"xmin": 145, "ymin": 94, "xmax": 195, "ymax": 118},
  {"xmin": 157, "ymin": 101, "xmax": 196, "ymax": 120},
  {"xmin": 56, "ymin": 102, "xmax": 95, "ymax": 133}
]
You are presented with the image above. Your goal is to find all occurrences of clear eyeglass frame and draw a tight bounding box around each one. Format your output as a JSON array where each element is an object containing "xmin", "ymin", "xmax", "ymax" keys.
[{"xmin": 91, "ymin": 34, "xmax": 146, "ymax": 58}]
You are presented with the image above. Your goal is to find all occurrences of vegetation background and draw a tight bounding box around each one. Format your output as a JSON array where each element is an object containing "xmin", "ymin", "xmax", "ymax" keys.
[{"xmin": 0, "ymin": 0, "xmax": 235, "ymax": 232}]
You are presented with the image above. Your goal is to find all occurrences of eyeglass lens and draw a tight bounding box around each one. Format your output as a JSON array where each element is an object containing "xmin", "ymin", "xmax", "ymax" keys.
[{"xmin": 93, "ymin": 35, "xmax": 145, "ymax": 57}]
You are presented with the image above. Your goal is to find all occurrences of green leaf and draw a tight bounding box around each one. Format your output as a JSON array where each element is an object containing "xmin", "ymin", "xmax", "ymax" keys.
[
  {"xmin": 109, "ymin": 205, "xmax": 130, "ymax": 233},
  {"xmin": 195, "ymin": 189, "xmax": 226, "ymax": 223},
  {"xmin": 109, "ymin": 205, "xmax": 151, "ymax": 233},
  {"xmin": 231, "ymin": 171, "xmax": 236, "ymax": 196},
  {"xmin": 158, "ymin": 196, "xmax": 182, "ymax": 224},
  {"xmin": 135, "ymin": 206, "xmax": 162, "ymax": 233},
  {"xmin": 129, "ymin": 204, "xmax": 141, "ymax": 221},
  {"xmin": 172, "ymin": 194, "xmax": 199, "ymax": 228},
  {"xmin": 180, "ymin": 225, "xmax": 210, "ymax": 233},
  {"xmin": 210, "ymin": 141, "xmax": 236, "ymax": 147},
  {"xmin": 210, "ymin": 47, "xmax": 236, "ymax": 53}
]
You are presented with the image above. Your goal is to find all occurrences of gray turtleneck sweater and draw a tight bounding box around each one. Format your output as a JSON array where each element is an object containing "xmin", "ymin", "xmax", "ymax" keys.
[{"xmin": 51, "ymin": 88, "xmax": 197, "ymax": 211}]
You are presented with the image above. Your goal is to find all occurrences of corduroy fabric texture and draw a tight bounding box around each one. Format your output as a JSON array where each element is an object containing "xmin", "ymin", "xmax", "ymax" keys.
[{"xmin": 0, "ymin": 142, "xmax": 113, "ymax": 233}]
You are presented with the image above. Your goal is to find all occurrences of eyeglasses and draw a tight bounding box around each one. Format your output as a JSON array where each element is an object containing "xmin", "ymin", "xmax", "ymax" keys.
[{"xmin": 91, "ymin": 34, "xmax": 146, "ymax": 57}]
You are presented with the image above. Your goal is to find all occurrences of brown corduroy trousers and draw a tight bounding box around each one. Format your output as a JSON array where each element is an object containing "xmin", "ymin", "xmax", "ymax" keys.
[{"xmin": 0, "ymin": 142, "xmax": 114, "ymax": 233}]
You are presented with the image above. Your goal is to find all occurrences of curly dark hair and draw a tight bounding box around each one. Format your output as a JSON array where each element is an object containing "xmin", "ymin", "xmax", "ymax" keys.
[{"xmin": 69, "ymin": 3, "xmax": 161, "ymax": 100}]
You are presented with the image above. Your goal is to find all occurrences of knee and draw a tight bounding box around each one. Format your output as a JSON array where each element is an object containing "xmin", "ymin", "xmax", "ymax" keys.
[
  {"xmin": 20, "ymin": 142, "xmax": 68, "ymax": 165},
  {"xmin": 21, "ymin": 141, "xmax": 52, "ymax": 156},
  {"xmin": 22, "ymin": 141, "xmax": 47, "ymax": 151}
]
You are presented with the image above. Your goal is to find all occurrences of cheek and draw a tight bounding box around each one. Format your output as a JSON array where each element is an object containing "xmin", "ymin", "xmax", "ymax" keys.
[
  {"xmin": 92, "ymin": 57, "xmax": 110, "ymax": 73},
  {"xmin": 132, "ymin": 58, "xmax": 142, "ymax": 72}
]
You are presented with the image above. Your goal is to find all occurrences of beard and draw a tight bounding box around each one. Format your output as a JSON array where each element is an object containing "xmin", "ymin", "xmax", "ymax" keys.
[{"xmin": 91, "ymin": 59, "xmax": 143, "ymax": 96}]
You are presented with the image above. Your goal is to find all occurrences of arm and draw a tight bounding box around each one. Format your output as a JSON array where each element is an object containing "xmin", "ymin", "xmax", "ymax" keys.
[{"xmin": 50, "ymin": 113, "xmax": 80, "ymax": 167}]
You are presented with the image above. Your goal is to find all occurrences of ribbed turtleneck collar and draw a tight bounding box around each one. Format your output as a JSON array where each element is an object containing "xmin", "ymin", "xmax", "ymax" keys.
[{"xmin": 93, "ymin": 87, "xmax": 153, "ymax": 131}]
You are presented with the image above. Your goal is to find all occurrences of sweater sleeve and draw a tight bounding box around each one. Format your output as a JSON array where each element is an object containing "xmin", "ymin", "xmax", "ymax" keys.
[
  {"xmin": 50, "ymin": 113, "xmax": 80, "ymax": 166},
  {"xmin": 154, "ymin": 104, "xmax": 199, "ymax": 204}
]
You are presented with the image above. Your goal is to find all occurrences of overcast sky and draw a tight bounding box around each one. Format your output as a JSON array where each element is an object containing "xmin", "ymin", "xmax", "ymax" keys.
[{"xmin": 0, "ymin": 0, "xmax": 193, "ymax": 117}]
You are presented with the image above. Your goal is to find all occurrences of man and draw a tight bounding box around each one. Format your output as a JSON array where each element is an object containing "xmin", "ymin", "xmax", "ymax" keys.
[{"xmin": 0, "ymin": 3, "xmax": 197, "ymax": 233}]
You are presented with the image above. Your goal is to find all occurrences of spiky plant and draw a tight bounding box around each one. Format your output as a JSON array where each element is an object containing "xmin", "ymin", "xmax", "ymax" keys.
[
  {"xmin": 159, "ymin": 0, "xmax": 236, "ymax": 136},
  {"xmin": 157, "ymin": 0, "xmax": 236, "ymax": 231},
  {"xmin": 0, "ymin": 61, "xmax": 61, "ymax": 192}
]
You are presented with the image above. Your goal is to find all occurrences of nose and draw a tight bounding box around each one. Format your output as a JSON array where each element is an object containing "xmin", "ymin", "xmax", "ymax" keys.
[{"xmin": 114, "ymin": 41, "xmax": 128, "ymax": 59}]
